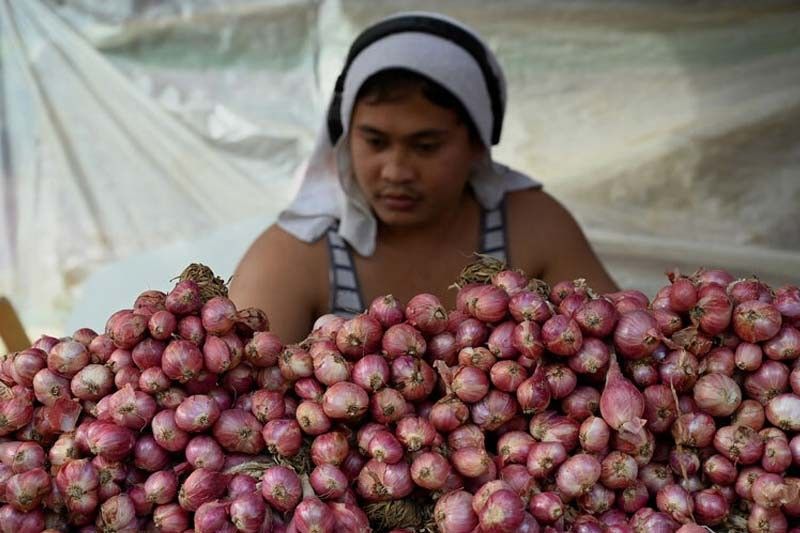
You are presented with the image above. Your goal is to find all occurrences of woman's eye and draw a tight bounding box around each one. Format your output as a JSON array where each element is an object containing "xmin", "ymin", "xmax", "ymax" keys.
[
  {"xmin": 414, "ymin": 143, "xmax": 441, "ymax": 154},
  {"xmin": 365, "ymin": 137, "xmax": 386, "ymax": 149}
]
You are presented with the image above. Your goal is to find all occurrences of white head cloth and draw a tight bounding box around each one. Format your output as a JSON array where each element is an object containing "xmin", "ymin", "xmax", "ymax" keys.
[{"xmin": 277, "ymin": 12, "xmax": 541, "ymax": 257}]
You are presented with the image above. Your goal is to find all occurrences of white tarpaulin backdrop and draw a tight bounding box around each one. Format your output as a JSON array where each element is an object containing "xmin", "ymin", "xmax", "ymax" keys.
[{"xmin": 1, "ymin": 0, "xmax": 799, "ymax": 339}]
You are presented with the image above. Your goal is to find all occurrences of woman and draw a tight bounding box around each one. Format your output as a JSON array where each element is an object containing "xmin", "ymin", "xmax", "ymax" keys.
[{"xmin": 230, "ymin": 12, "xmax": 617, "ymax": 343}]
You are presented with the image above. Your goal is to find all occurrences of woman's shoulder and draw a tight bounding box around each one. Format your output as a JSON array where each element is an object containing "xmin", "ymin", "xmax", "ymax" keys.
[{"xmin": 229, "ymin": 223, "xmax": 330, "ymax": 341}]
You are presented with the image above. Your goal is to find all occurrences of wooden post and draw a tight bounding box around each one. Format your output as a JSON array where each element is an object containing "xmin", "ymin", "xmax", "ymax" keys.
[{"xmin": 0, "ymin": 297, "xmax": 31, "ymax": 352}]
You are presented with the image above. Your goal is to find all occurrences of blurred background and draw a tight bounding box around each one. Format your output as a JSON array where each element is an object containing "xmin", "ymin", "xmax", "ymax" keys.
[{"xmin": 2, "ymin": 0, "xmax": 799, "ymax": 346}]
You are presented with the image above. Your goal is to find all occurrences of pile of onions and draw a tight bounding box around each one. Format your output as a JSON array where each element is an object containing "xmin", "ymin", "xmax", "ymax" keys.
[{"xmin": 1, "ymin": 264, "xmax": 799, "ymax": 533}]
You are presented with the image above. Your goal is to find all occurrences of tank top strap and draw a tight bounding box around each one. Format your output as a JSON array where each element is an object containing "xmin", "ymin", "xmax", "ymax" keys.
[
  {"xmin": 478, "ymin": 195, "xmax": 509, "ymax": 265},
  {"xmin": 325, "ymin": 226, "xmax": 366, "ymax": 318}
]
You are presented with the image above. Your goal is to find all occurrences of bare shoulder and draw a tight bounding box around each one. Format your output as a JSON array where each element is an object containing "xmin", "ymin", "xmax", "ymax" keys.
[
  {"xmin": 229, "ymin": 224, "xmax": 329, "ymax": 343},
  {"xmin": 506, "ymin": 188, "xmax": 619, "ymax": 293}
]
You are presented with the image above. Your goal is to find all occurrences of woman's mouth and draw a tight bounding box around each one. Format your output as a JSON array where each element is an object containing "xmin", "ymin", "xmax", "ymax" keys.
[{"xmin": 378, "ymin": 194, "xmax": 419, "ymax": 211}]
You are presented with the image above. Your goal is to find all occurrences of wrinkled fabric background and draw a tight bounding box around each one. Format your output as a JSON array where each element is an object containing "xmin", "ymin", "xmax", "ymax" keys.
[{"xmin": 1, "ymin": 0, "xmax": 798, "ymax": 338}]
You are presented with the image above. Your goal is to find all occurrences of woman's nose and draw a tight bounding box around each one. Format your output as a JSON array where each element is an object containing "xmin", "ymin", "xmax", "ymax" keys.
[{"xmin": 380, "ymin": 151, "xmax": 415, "ymax": 183}]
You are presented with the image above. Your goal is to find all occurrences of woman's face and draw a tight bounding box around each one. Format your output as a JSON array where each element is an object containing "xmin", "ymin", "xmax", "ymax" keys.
[{"xmin": 349, "ymin": 88, "xmax": 485, "ymax": 229}]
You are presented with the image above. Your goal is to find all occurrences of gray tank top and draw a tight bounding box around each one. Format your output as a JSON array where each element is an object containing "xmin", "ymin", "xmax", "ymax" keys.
[{"xmin": 326, "ymin": 197, "xmax": 509, "ymax": 318}]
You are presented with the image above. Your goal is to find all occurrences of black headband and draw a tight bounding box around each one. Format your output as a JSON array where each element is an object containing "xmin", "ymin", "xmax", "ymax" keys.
[{"xmin": 326, "ymin": 15, "xmax": 504, "ymax": 146}]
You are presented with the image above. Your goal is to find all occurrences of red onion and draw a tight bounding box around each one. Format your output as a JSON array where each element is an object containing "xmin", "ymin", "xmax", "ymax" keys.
[
  {"xmin": 764, "ymin": 325, "xmax": 800, "ymax": 361},
  {"xmin": 478, "ymin": 488, "xmax": 524, "ymax": 532},
  {"xmin": 434, "ymin": 490, "xmax": 478, "ymax": 533},
  {"xmin": 489, "ymin": 360, "xmax": 527, "ymax": 393},
  {"xmin": 544, "ymin": 364, "xmax": 576, "ymax": 399},
  {"xmin": 241, "ymin": 332, "xmax": 280, "ymax": 369},
  {"xmin": 600, "ymin": 451, "xmax": 638, "ymax": 489},
  {"xmin": 426, "ymin": 332, "xmax": 457, "ymax": 365},
  {"xmin": 671, "ymin": 412, "xmax": 716, "ymax": 448},
  {"xmin": 509, "ymin": 323, "xmax": 543, "ymax": 365},
  {"xmin": 471, "ymin": 390, "xmax": 518, "ymax": 431},
  {"xmin": 293, "ymin": 497, "xmax": 334, "ymax": 533},
  {"xmin": 89, "ymin": 334, "xmax": 116, "ymax": 362},
  {"xmin": 9, "ymin": 349, "xmax": 46, "ymax": 388},
  {"xmin": 693, "ymin": 372, "xmax": 742, "ymax": 417},
  {"xmin": 691, "ymin": 291, "xmax": 733, "ymax": 336},
  {"xmin": 748, "ymin": 504, "xmax": 788, "ymax": 533},
  {"xmin": 556, "ymin": 454, "xmax": 601, "ymax": 499},
  {"xmin": 96, "ymin": 493, "xmax": 136, "ymax": 531},
  {"xmin": 642, "ymin": 384, "xmax": 677, "ymax": 434},
  {"xmin": 249, "ymin": 390, "xmax": 284, "ymax": 424},
  {"xmin": 114, "ymin": 365, "xmax": 140, "ymax": 390},
  {"xmin": 107, "ymin": 311, "xmax": 148, "ymax": 350},
  {"xmin": 733, "ymin": 300, "xmax": 782, "ymax": 343},
  {"xmin": 448, "ymin": 424, "xmax": 485, "ymax": 450},
  {"xmin": 356, "ymin": 459, "xmax": 413, "ymax": 501},
  {"xmin": 669, "ymin": 276, "xmax": 698, "ymax": 312},
  {"xmin": 600, "ymin": 355, "xmax": 645, "ymax": 434},
  {"xmin": 541, "ymin": 315, "xmax": 583, "ymax": 356},
  {"xmin": 395, "ymin": 416, "xmax": 435, "ymax": 452},
  {"xmin": 151, "ymin": 409, "xmax": 190, "ymax": 452},
  {"xmin": 148, "ymin": 310, "xmax": 177, "ymax": 341},
  {"xmin": 138, "ymin": 367, "xmax": 170, "ymax": 394},
  {"xmin": 455, "ymin": 318, "xmax": 490, "ymax": 350},
  {"xmin": 198, "ymin": 296, "xmax": 236, "ymax": 335},
  {"xmin": 496, "ymin": 430, "xmax": 534, "ymax": 467},
  {"xmin": 656, "ymin": 484, "xmax": 694, "ymax": 523},
  {"xmin": 55, "ymin": 458, "xmax": 99, "ymax": 514},
  {"xmin": 278, "ymin": 345, "xmax": 313, "ymax": 382},
  {"xmin": 714, "ymin": 424, "xmax": 764, "ymax": 464},
  {"xmin": 367, "ymin": 294, "xmax": 404, "ymax": 328},
  {"xmin": 409, "ymin": 451, "xmax": 451, "ymax": 490},
  {"xmin": 212, "ymin": 409, "xmax": 264, "ymax": 454},
  {"xmin": 746, "ymin": 360, "xmax": 790, "ymax": 405},
  {"xmin": 260, "ymin": 419, "xmax": 301, "ymax": 459},
  {"xmin": 308, "ymin": 464, "xmax": 347, "ymax": 500},
  {"xmin": 426, "ymin": 396, "xmax": 467, "ymax": 433},
  {"xmin": 775, "ymin": 285, "xmax": 800, "ymax": 319},
  {"xmin": 4, "ymin": 467, "xmax": 50, "ymax": 512},
  {"xmin": 366, "ymin": 388, "xmax": 405, "ymax": 424},
  {"xmin": 295, "ymin": 400, "xmax": 331, "ymax": 435},
  {"xmin": 576, "ymin": 298, "xmax": 619, "ymax": 336},
  {"xmin": 351, "ymin": 355, "xmax": 390, "ymax": 392},
  {"xmin": 66, "ymin": 364, "xmax": 113, "ymax": 402},
  {"xmin": 752, "ymin": 472, "xmax": 797, "ymax": 508},
  {"xmin": 229, "ymin": 492, "xmax": 268, "ymax": 532},
  {"xmin": 734, "ymin": 342, "xmax": 763, "ymax": 372},
  {"xmin": 562, "ymin": 386, "xmax": 600, "ymax": 421},
  {"xmin": 464, "ymin": 285, "xmax": 509, "ymax": 323},
  {"xmin": 487, "ymin": 321, "xmax": 518, "ymax": 360},
  {"xmin": 164, "ymin": 280, "xmax": 201, "ymax": 315},
  {"xmin": 155, "ymin": 387, "xmax": 187, "ymax": 410},
  {"xmin": 143, "ymin": 470, "xmax": 178, "ymax": 505},
  {"xmin": 579, "ymin": 416, "xmax": 610, "ymax": 453},
  {"xmin": 578, "ymin": 483, "xmax": 616, "ymax": 515},
  {"xmin": 617, "ymin": 480, "xmax": 648, "ymax": 514},
  {"xmin": 380, "ymin": 324, "xmax": 425, "ymax": 360},
  {"xmin": 85, "ymin": 421, "xmax": 135, "ymax": 461},
  {"xmin": 526, "ymin": 441, "xmax": 567, "ymax": 479},
  {"xmin": 763, "ymin": 436, "xmax": 793, "ymax": 473},
  {"xmin": 335, "ymin": 315, "xmax": 383, "ymax": 358},
  {"xmin": 528, "ymin": 491, "xmax": 564, "ymax": 524},
  {"xmin": 569, "ymin": 337, "xmax": 610, "ymax": 377},
  {"xmin": 700, "ymin": 347, "xmax": 735, "ymax": 377},
  {"xmin": 458, "ymin": 347, "xmax": 495, "ymax": 372},
  {"xmin": 107, "ymin": 348, "xmax": 134, "ymax": 373},
  {"xmin": 792, "ymin": 366, "xmax": 800, "ymax": 395},
  {"xmin": 292, "ymin": 377, "xmax": 323, "ymax": 402},
  {"xmin": 178, "ymin": 468, "xmax": 229, "ymax": 513},
  {"xmin": 311, "ymin": 431, "xmax": 349, "ymax": 466},
  {"xmin": 403, "ymin": 293, "xmax": 447, "ymax": 335},
  {"xmin": 492, "ymin": 269, "xmax": 528, "ymax": 295},
  {"xmin": 671, "ymin": 326, "xmax": 713, "ymax": 357},
  {"xmin": 614, "ymin": 311, "xmax": 660, "ymax": 359},
  {"xmin": 256, "ymin": 466, "xmax": 302, "ymax": 515},
  {"xmin": 47, "ymin": 340, "xmax": 89, "ymax": 379},
  {"xmin": 328, "ymin": 501, "xmax": 369, "ymax": 531},
  {"xmin": 161, "ymin": 339, "xmax": 203, "ymax": 383},
  {"xmin": 508, "ymin": 291, "xmax": 550, "ymax": 324},
  {"xmin": 451, "ymin": 446, "xmax": 491, "ymax": 478},
  {"xmin": 639, "ymin": 463, "xmax": 674, "ymax": 496},
  {"xmin": 451, "ymin": 365, "xmax": 489, "ymax": 403},
  {"xmin": 766, "ymin": 393, "xmax": 800, "ymax": 431},
  {"xmin": 390, "ymin": 356, "xmax": 436, "ymax": 401},
  {"xmin": 731, "ymin": 400, "xmax": 766, "ymax": 431},
  {"xmin": 175, "ymin": 316, "xmax": 204, "ymax": 346},
  {"xmin": 320, "ymin": 382, "xmax": 368, "ymax": 422},
  {"xmin": 515, "ymin": 366, "xmax": 550, "ymax": 416},
  {"xmin": 133, "ymin": 434, "xmax": 169, "ymax": 472},
  {"xmin": 153, "ymin": 503, "xmax": 189, "ymax": 532},
  {"xmin": 108, "ymin": 385, "xmax": 157, "ymax": 430}
]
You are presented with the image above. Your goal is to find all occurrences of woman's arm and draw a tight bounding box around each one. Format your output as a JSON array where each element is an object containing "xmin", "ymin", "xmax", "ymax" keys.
[
  {"xmin": 228, "ymin": 225, "xmax": 327, "ymax": 344},
  {"xmin": 508, "ymin": 189, "xmax": 619, "ymax": 294}
]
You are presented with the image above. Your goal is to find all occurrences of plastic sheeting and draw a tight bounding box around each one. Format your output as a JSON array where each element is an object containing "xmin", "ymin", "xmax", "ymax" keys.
[{"xmin": 2, "ymin": 0, "xmax": 799, "ymax": 336}]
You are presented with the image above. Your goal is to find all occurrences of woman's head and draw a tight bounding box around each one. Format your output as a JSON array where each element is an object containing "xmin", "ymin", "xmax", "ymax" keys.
[
  {"xmin": 329, "ymin": 13, "xmax": 507, "ymax": 228},
  {"xmin": 348, "ymin": 69, "xmax": 485, "ymax": 228}
]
